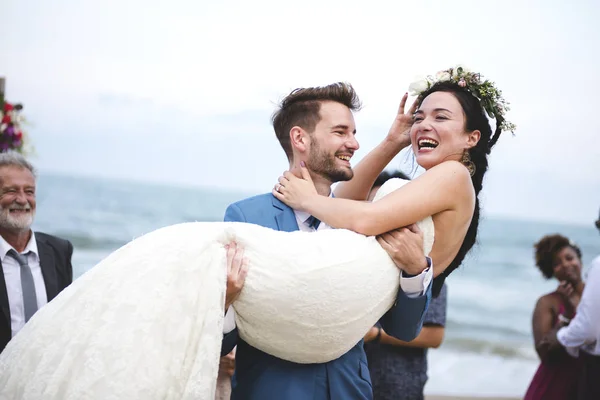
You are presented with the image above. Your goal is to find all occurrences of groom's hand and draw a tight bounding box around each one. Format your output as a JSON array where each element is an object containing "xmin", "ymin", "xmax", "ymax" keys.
[
  {"xmin": 219, "ymin": 349, "xmax": 236, "ymax": 377},
  {"xmin": 225, "ymin": 242, "xmax": 249, "ymax": 309},
  {"xmin": 377, "ymin": 224, "xmax": 428, "ymax": 276}
]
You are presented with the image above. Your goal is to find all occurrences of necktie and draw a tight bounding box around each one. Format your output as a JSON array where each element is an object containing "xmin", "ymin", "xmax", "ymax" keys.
[
  {"xmin": 306, "ymin": 215, "xmax": 321, "ymax": 230},
  {"xmin": 7, "ymin": 249, "xmax": 38, "ymax": 322}
]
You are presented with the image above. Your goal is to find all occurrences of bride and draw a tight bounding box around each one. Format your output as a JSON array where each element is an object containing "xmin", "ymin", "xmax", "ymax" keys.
[{"xmin": 0, "ymin": 66, "xmax": 513, "ymax": 399}]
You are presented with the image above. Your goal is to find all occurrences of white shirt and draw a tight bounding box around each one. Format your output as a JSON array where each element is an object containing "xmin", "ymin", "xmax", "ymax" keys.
[
  {"xmin": 223, "ymin": 208, "xmax": 433, "ymax": 334},
  {"xmin": 0, "ymin": 233, "xmax": 48, "ymax": 337},
  {"xmin": 557, "ymin": 255, "xmax": 600, "ymax": 357}
]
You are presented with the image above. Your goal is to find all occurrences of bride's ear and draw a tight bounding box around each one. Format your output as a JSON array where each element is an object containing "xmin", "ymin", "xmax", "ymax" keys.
[
  {"xmin": 290, "ymin": 126, "xmax": 310, "ymax": 153},
  {"xmin": 466, "ymin": 129, "xmax": 481, "ymax": 149}
]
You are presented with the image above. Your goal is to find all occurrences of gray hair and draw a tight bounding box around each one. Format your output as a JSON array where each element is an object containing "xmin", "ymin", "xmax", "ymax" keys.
[{"xmin": 0, "ymin": 152, "xmax": 36, "ymax": 177}]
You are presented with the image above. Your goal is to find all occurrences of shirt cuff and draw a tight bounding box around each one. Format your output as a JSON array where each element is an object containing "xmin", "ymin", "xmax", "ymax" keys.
[
  {"xmin": 399, "ymin": 257, "xmax": 433, "ymax": 298},
  {"xmin": 557, "ymin": 326, "xmax": 580, "ymax": 357},
  {"xmin": 223, "ymin": 306, "xmax": 237, "ymax": 334}
]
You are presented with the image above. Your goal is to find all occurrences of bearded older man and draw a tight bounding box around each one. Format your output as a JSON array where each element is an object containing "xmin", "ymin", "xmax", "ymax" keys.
[{"xmin": 0, "ymin": 152, "xmax": 73, "ymax": 353}]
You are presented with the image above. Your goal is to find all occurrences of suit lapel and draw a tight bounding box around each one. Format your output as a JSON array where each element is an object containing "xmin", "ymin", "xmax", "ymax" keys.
[
  {"xmin": 271, "ymin": 195, "xmax": 300, "ymax": 232},
  {"xmin": 35, "ymin": 234, "xmax": 58, "ymax": 302},
  {"xmin": 0, "ymin": 260, "xmax": 10, "ymax": 329}
]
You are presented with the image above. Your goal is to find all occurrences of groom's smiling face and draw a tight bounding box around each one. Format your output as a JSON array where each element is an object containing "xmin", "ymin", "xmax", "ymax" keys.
[{"xmin": 306, "ymin": 101, "xmax": 359, "ymax": 183}]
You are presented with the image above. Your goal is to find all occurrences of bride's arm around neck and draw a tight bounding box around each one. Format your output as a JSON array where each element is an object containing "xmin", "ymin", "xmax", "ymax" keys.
[{"xmin": 304, "ymin": 160, "xmax": 474, "ymax": 236}]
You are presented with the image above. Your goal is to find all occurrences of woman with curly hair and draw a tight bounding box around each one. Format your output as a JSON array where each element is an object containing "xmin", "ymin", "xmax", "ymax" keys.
[{"xmin": 524, "ymin": 234, "xmax": 585, "ymax": 399}]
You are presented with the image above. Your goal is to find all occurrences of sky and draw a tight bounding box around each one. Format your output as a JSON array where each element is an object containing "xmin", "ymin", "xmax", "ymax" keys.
[{"xmin": 1, "ymin": 0, "xmax": 599, "ymax": 225}]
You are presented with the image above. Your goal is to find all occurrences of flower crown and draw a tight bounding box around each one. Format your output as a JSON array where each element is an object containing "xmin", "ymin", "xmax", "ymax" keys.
[{"xmin": 408, "ymin": 65, "xmax": 516, "ymax": 134}]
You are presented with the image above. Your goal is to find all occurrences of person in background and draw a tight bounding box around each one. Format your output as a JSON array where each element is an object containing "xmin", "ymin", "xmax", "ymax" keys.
[
  {"xmin": 0, "ymin": 152, "xmax": 74, "ymax": 353},
  {"xmin": 541, "ymin": 210, "xmax": 600, "ymax": 400},
  {"xmin": 524, "ymin": 234, "xmax": 584, "ymax": 399},
  {"xmin": 363, "ymin": 170, "xmax": 448, "ymax": 400}
]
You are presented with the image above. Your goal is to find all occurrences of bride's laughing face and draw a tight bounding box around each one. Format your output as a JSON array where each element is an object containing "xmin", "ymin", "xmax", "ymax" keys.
[{"xmin": 410, "ymin": 91, "xmax": 479, "ymax": 170}]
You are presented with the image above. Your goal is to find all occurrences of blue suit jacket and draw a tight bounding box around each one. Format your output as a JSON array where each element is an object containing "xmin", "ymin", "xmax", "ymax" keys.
[{"xmin": 222, "ymin": 193, "xmax": 432, "ymax": 400}]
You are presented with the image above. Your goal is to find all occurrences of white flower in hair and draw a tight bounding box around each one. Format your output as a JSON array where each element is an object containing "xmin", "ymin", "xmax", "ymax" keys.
[
  {"xmin": 408, "ymin": 64, "xmax": 517, "ymax": 134},
  {"xmin": 435, "ymin": 71, "xmax": 451, "ymax": 82},
  {"xmin": 408, "ymin": 77, "xmax": 430, "ymax": 96}
]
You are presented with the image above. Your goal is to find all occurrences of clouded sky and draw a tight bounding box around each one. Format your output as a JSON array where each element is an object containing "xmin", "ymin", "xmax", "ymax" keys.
[{"xmin": 1, "ymin": 0, "xmax": 599, "ymax": 225}]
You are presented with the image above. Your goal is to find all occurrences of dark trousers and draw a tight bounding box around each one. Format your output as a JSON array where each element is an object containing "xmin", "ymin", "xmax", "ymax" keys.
[{"xmin": 578, "ymin": 351, "xmax": 600, "ymax": 400}]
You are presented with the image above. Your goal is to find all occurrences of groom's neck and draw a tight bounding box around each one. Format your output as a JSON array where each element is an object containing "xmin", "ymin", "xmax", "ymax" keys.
[
  {"xmin": 312, "ymin": 178, "xmax": 332, "ymax": 197},
  {"xmin": 288, "ymin": 165, "xmax": 332, "ymax": 197}
]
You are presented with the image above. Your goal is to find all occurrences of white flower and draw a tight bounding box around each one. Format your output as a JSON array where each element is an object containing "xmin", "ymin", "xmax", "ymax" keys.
[
  {"xmin": 435, "ymin": 71, "xmax": 451, "ymax": 82},
  {"xmin": 408, "ymin": 77, "xmax": 429, "ymax": 96},
  {"xmin": 451, "ymin": 64, "xmax": 471, "ymax": 79}
]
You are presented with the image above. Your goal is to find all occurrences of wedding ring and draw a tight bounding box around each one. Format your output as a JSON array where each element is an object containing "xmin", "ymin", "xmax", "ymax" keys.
[{"xmin": 276, "ymin": 183, "xmax": 282, "ymax": 192}]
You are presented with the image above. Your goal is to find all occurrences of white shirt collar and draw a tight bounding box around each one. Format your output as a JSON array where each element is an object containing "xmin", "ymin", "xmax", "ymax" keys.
[
  {"xmin": 0, "ymin": 231, "xmax": 39, "ymax": 262},
  {"xmin": 294, "ymin": 190, "xmax": 333, "ymax": 226}
]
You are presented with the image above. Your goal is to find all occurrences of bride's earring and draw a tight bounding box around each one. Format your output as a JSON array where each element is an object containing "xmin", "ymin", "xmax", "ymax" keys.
[{"xmin": 461, "ymin": 150, "xmax": 476, "ymax": 177}]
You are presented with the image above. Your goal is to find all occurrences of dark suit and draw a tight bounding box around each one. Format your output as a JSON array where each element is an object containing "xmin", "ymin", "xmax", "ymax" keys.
[
  {"xmin": 0, "ymin": 231, "xmax": 73, "ymax": 353},
  {"xmin": 222, "ymin": 193, "xmax": 432, "ymax": 400}
]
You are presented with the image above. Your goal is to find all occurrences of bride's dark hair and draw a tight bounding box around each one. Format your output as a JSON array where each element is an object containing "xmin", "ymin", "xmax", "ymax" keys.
[{"xmin": 417, "ymin": 81, "xmax": 505, "ymax": 296}]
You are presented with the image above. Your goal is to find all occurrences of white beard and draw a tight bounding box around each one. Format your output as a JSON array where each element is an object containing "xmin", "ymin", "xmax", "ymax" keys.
[{"xmin": 0, "ymin": 206, "xmax": 34, "ymax": 231}]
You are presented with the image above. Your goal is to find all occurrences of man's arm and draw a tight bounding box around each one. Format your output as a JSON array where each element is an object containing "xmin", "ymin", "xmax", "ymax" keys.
[
  {"xmin": 221, "ymin": 203, "xmax": 246, "ymax": 356},
  {"xmin": 556, "ymin": 261, "xmax": 600, "ymax": 356},
  {"xmin": 381, "ymin": 283, "xmax": 447, "ymax": 347},
  {"xmin": 377, "ymin": 225, "xmax": 433, "ymax": 341},
  {"xmin": 380, "ymin": 269, "xmax": 432, "ymax": 341}
]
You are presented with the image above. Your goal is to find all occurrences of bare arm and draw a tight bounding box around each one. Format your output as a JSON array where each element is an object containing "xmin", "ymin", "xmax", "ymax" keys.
[
  {"xmin": 334, "ymin": 138, "xmax": 408, "ymax": 201},
  {"xmin": 380, "ymin": 325, "xmax": 445, "ymax": 349},
  {"xmin": 532, "ymin": 296, "xmax": 557, "ymax": 362},
  {"xmin": 334, "ymin": 93, "xmax": 416, "ymax": 201},
  {"xmin": 275, "ymin": 160, "xmax": 473, "ymax": 236}
]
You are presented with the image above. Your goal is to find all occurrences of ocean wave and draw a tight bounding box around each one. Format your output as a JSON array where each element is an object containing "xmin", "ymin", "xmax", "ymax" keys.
[
  {"xmin": 442, "ymin": 336, "xmax": 537, "ymax": 360},
  {"xmin": 53, "ymin": 232, "xmax": 127, "ymax": 250}
]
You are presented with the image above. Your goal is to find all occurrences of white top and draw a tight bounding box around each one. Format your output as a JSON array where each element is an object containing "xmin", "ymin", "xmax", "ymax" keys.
[
  {"xmin": 557, "ymin": 255, "xmax": 600, "ymax": 357},
  {"xmin": 0, "ymin": 233, "xmax": 47, "ymax": 337}
]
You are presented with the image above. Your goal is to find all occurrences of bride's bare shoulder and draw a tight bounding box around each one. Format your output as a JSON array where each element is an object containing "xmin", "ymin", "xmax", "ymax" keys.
[{"xmin": 418, "ymin": 160, "xmax": 473, "ymax": 190}]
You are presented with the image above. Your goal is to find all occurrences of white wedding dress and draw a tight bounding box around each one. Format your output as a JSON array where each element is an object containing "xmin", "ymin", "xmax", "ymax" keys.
[{"xmin": 0, "ymin": 178, "xmax": 434, "ymax": 400}]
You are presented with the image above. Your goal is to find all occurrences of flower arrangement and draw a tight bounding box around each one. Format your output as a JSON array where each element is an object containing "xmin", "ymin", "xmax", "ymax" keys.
[
  {"xmin": 408, "ymin": 65, "xmax": 516, "ymax": 134},
  {"xmin": 0, "ymin": 94, "xmax": 29, "ymax": 154}
]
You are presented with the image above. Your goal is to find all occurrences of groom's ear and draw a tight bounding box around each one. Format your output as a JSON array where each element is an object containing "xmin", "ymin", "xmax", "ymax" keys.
[{"xmin": 290, "ymin": 126, "xmax": 309, "ymax": 153}]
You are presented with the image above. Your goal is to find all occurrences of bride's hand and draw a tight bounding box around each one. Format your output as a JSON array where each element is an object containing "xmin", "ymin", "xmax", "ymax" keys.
[
  {"xmin": 272, "ymin": 163, "xmax": 318, "ymax": 211},
  {"xmin": 386, "ymin": 92, "xmax": 418, "ymax": 149}
]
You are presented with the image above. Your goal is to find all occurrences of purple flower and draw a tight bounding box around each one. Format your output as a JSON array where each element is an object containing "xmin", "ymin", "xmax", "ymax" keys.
[{"xmin": 4, "ymin": 126, "xmax": 14, "ymax": 137}]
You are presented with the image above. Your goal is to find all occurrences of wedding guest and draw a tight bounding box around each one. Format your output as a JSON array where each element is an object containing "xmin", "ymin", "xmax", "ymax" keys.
[
  {"xmin": 541, "ymin": 210, "xmax": 600, "ymax": 399},
  {"xmin": 363, "ymin": 170, "xmax": 448, "ymax": 400},
  {"xmin": 0, "ymin": 152, "xmax": 74, "ymax": 353},
  {"xmin": 524, "ymin": 234, "xmax": 584, "ymax": 399}
]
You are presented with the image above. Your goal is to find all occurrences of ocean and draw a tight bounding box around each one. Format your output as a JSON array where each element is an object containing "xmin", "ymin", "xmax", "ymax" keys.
[{"xmin": 32, "ymin": 173, "xmax": 600, "ymax": 398}]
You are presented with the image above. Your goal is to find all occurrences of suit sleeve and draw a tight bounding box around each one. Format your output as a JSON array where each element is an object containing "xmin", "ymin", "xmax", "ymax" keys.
[
  {"xmin": 221, "ymin": 203, "xmax": 246, "ymax": 356},
  {"xmin": 379, "ymin": 278, "xmax": 432, "ymax": 341},
  {"xmin": 65, "ymin": 240, "xmax": 74, "ymax": 285}
]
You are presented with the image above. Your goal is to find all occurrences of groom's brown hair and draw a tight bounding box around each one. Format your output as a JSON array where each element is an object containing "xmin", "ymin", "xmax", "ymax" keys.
[{"xmin": 272, "ymin": 82, "xmax": 362, "ymax": 161}]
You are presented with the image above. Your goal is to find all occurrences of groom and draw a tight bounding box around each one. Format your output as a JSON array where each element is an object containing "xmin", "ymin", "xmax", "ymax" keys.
[{"xmin": 221, "ymin": 82, "xmax": 433, "ymax": 399}]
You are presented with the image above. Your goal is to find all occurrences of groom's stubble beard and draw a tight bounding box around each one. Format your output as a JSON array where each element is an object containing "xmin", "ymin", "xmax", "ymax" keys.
[{"xmin": 307, "ymin": 140, "xmax": 354, "ymax": 184}]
